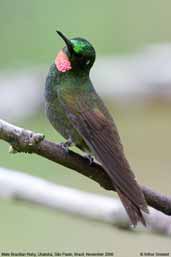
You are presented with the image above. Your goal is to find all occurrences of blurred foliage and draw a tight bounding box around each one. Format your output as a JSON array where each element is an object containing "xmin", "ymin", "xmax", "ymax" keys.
[{"xmin": 0, "ymin": 0, "xmax": 171, "ymax": 69}]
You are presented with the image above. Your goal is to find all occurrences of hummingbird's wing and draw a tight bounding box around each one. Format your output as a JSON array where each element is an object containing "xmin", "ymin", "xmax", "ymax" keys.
[{"xmin": 59, "ymin": 93, "xmax": 149, "ymax": 225}]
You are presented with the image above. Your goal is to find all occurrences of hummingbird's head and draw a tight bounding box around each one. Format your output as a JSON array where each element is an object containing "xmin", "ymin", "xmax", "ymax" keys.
[{"xmin": 55, "ymin": 31, "xmax": 96, "ymax": 73}]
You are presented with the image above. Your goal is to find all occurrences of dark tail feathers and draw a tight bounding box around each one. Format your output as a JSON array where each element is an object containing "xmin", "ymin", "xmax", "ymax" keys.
[{"xmin": 117, "ymin": 189, "xmax": 147, "ymax": 226}]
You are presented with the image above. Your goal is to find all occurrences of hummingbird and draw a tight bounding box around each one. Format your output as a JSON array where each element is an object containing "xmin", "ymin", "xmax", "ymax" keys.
[{"xmin": 45, "ymin": 31, "xmax": 149, "ymax": 226}]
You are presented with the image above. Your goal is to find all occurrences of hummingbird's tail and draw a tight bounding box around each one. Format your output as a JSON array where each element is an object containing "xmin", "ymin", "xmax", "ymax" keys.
[{"xmin": 117, "ymin": 188, "xmax": 146, "ymax": 226}]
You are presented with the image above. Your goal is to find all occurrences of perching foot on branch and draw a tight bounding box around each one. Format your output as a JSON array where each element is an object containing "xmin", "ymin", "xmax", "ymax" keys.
[
  {"xmin": 83, "ymin": 154, "xmax": 94, "ymax": 165},
  {"xmin": 59, "ymin": 137, "xmax": 73, "ymax": 153}
]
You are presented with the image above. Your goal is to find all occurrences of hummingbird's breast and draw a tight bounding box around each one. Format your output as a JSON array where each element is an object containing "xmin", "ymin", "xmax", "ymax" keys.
[{"xmin": 45, "ymin": 63, "xmax": 89, "ymax": 152}]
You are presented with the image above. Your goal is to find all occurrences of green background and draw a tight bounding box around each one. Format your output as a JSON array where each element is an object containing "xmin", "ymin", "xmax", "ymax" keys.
[
  {"xmin": 0, "ymin": 0, "xmax": 171, "ymax": 255},
  {"xmin": 0, "ymin": 0, "xmax": 171, "ymax": 69}
]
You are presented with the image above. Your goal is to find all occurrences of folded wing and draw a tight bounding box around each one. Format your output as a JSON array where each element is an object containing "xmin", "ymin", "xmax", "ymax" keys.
[{"xmin": 60, "ymin": 95, "xmax": 149, "ymax": 225}]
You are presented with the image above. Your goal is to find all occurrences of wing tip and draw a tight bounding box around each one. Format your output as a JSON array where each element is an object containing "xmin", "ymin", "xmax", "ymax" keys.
[{"xmin": 117, "ymin": 189, "xmax": 148, "ymax": 227}]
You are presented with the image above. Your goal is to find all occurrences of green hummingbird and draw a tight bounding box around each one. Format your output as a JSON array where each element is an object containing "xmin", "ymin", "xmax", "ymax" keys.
[{"xmin": 45, "ymin": 31, "xmax": 149, "ymax": 226}]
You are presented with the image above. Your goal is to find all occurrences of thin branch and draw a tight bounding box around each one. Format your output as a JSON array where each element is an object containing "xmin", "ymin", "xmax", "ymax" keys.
[
  {"xmin": 0, "ymin": 166, "xmax": 171, "ymax": 236},
  {"xmin": 0, "ymin": 119, "xmax": 171, "ymax": 216}
]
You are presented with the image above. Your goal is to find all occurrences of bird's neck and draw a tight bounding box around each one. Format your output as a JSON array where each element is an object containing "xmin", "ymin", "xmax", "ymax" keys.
[{"xmin": 59, "ymin": 68, "xmax": 92, "ymax": 92}]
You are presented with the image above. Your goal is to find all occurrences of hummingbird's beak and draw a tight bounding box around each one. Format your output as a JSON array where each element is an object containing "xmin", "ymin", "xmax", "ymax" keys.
[{"xmin": 56, "ymin": 31, "xmax": 73, "ymax": 54}]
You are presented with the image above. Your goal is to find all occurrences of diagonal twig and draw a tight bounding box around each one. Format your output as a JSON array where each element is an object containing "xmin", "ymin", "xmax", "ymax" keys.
[{"xmin": 0, "ymin": 118, "xmax": 171, "ymax": 216}]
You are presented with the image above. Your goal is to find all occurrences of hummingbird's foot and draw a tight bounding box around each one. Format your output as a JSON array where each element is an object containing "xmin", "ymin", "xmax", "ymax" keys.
[
  {"xmin": 84, "ymin": 154, "xmax": 94, "ymax": 165},
  {"xmin": 59, "ymin": 137, "xmax": 73, "ymax": 153}
]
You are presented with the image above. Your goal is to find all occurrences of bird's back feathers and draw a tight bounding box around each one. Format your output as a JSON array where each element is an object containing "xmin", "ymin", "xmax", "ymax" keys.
[{"xmin": 58, "ymin": 88, "xmax": 149, "ymax": 226}]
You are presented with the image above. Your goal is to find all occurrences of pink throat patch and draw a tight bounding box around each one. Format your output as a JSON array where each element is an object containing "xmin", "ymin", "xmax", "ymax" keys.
[{"xmin": 55, "ymin": 50, "xmax": 72, "ymax": 72}]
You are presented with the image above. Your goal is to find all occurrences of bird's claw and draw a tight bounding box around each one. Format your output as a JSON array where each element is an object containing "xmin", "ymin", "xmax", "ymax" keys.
[
  {"xmin": 59, "ymin": 138, "xmax": 73, "ymax": 153},
  {"xmin": 59, "ymin": 142, "xmax": 69, "ymax": 153},
  {"xmin": 84, "ymin": 154, "xmax": 94, "ymax": 165}
]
